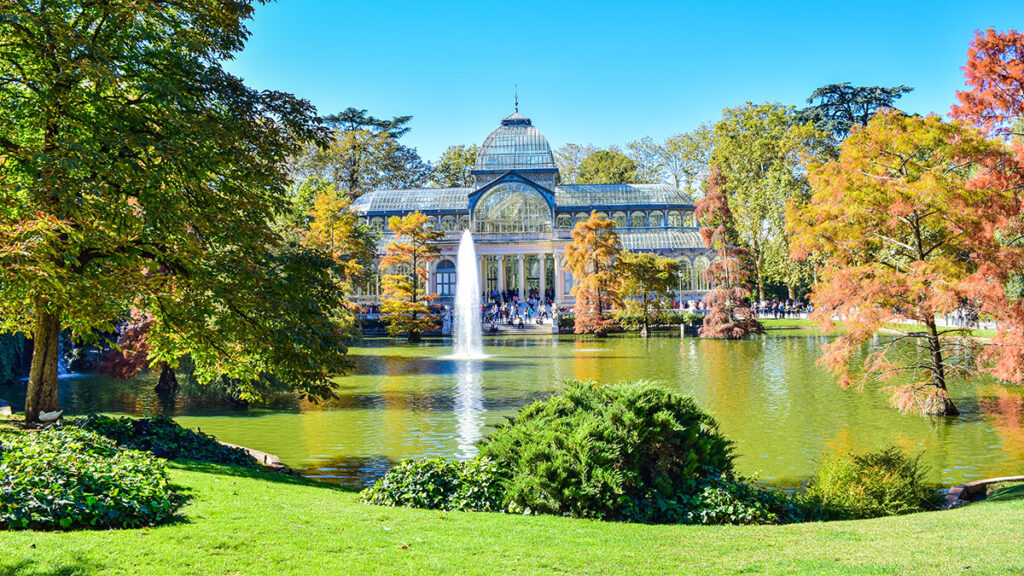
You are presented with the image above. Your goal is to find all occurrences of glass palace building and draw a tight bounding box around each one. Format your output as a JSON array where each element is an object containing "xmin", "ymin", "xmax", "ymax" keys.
[{"xmin": 351, "ymin": 110, "xmax": 712, "ymax": 306}]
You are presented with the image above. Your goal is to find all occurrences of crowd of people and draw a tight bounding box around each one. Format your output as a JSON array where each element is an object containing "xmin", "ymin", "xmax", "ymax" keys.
[
  {"xmin": 482, "ymin": 288, "xmax": 555, "ymax": 332},
  {"xmin": 752, "ymin": 298, "xmax": 810, "ymax": 319}
]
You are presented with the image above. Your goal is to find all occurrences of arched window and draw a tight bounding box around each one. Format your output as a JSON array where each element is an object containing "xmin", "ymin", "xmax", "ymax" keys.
[
  {"xmin": 667, "ymin": 210, "xmax": 682, "ymax": 227},
  {"xmin": 630, "ymin": 211, "xmax": 646, "ymax": 227},
  {"xmin": 424, "ymin": 216, "xmax": 438, "ymax": 230},
  {"xmin": 693, "ymin": 256, "xmax": 711, "ymax": 291},
  {"xmin": 649, "ymin": 211, "xmax": 664, "ymax": 227},
  {"xmin": 677, "ymin": 258, "xmax": 692, "ymax": 293},
  {"xmin": 472, "ymin": 183, "xmax": 551, "ymax": 233},
  {"xmin": 557, "ymin": 213, "xmax": 573, "ymax": 228},
  {"xmin": 594, "ymin": 211, "xmax": 608, "ymax": 220},
  {"xmin": 458, "ymin": 215, "xmax": 470, "ymax": 230},
  {"xmin": 369, "ymin": 217, "xmax": 386, "ymax": 232},
  {"xmin": 436, "ymin": 260, "xmax": 456, "ymax": 296},
  {"xmin": 574, "ymin": 212, "xmax": 588, "ymax": 223},
  {"xmin": 684, "ymin": 211, "xmax": 697, "ymax": 227},
  {"xmin": 440, "ymin": 215, "xmax": 456, "ymax": 231},
  {"xmin": 612, "ymin": 211, "xmax": 627, "ymax": 227}
]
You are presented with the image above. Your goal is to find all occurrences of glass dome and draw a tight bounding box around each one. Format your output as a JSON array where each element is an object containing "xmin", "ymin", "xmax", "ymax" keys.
[{"xmin": 473, "ymin": 113, "xmax": 557, "ymax": 172}]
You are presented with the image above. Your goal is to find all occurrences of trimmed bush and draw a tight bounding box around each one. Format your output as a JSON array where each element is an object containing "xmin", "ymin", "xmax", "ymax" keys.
[
  {"xmin": 479, "ymin": 380, "xmax": 734, "ymax": 523},
  {"xmin": 806, "ymin": 447, "xmax": 943, "ymax": 519},
  {"xmin": 613, "ymin": 311, "xmax": 704, "ymax": 331},
  {"xmin": 361, "ymin": 457, "xmax": 504, "ymax": 512},
  {"xmin": 0, "ymin": 427, "xmax": 176, "ymax": 530},
  {"xmin": 66, "ymin": 415, "xmax": 257, "ymax": 467}
]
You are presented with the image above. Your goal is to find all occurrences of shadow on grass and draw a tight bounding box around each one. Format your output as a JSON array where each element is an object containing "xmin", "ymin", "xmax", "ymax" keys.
[
  {"xmin": 986, "ymin": 482, "xmax": 1024, "ymax": 503},
  {"xmin": 170, "ymin": 460, "xmax": 362, "ymax": 493},
  {"xmin": 0, "ymin": 556, "xmax": 101, "ymax": 576}
]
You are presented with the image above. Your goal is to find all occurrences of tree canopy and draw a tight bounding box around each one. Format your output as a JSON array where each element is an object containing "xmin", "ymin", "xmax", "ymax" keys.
[
  {"xmin": 797, "ymin": 82, "xmax": 913, "ymax": 142},
  {"xmin": 576, "ymin": 149, "xmax": 639, "ymax": 185},
  {"xmin": 0, "ymin": 0, "xmax": 351, "ymax": 420},
  {"xmin": 291, "ymin": 108, "xmax": 430, "ymax": 196},
  {"xmin": 709, "ymin": 102, "xmax": 825, "ymax": 300},
  {"xmin": 431, "ymin": 144, "xmax": 479, "ymax": 188}
]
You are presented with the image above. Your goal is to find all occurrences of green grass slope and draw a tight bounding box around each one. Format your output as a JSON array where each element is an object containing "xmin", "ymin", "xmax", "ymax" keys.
[{"xmin": 1, "ymin": 462, "xmax": 1022, "ymax": 576}]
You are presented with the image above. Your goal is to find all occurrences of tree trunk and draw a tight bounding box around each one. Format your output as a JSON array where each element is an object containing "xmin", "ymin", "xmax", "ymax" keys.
[
  {"xmin": 155, "ymin": 362, "xmax": 179, "ymax": 396},
  {"xmin": 787, "ymin": 284, "xmax": 796, "ymax": 300},
  {"xmin": 922, "ymin": 320, "xmax": 959, "ymax": 416},
  {"xmin": 25, "ymin": 301, "xmax": 62, "ymax": 423}
]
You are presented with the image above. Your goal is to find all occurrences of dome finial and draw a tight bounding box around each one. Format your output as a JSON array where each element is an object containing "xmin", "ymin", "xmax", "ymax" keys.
[{"xmin": 514, "ymin": 84, "xmax": 518, "ymax": 114}]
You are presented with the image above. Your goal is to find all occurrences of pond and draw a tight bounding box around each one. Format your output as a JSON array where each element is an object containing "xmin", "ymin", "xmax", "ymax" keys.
[{"xmin": 3, "ymin": 332, "xmax": 1023, "ymax": 489}]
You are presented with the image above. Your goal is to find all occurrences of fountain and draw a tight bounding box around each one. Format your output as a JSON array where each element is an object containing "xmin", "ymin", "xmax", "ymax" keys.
[{"xmin": 450, "ymin": 230, "xmax": 486, "ymax": 359}]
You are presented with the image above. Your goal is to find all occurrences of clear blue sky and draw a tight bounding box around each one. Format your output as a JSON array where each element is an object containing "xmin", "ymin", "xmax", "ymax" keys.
[{"xmin": 225, "ymin": 0, "xmax": 1024, "ymax": 162}]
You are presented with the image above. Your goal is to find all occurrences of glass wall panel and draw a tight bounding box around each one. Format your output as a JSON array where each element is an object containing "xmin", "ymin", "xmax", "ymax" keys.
[{"xmin": 472, "ymin": 182, "xmax": 552, "ymax": 233}]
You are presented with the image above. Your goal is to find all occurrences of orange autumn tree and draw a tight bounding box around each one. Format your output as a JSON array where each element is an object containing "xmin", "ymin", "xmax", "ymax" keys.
[
  {"xmin": 379, "ymin": 212, "xmax": 443, "ymax": 342},
  {"xmin": 952, "ymin": 28, "xmax": 1024, "ymax": 384},
  {"xmin": 696, "ymin": 168, "xmax": 763, "ymax": 339},
  {"xmin": 791, "ymin": 110, "xmax": 1017, "ymax": 416},
  {"xmin": 565, "ymin": 212, "xmax": 622, "ymax": 335}
]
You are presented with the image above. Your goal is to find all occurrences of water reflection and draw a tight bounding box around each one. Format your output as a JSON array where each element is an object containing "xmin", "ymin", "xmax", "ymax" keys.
[
  {"xmin": 454, "ymin": 361, "xmax": 485, "ymax": 458},
  {"xmin": 6, "ymin": 334, "xmax": 1024, "ymax": 489}
]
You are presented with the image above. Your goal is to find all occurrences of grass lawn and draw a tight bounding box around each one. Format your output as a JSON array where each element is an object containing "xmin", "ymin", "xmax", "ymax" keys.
[{"xmin": 2, "ymin": 461, "xmax": 1022, "ymax": 576}]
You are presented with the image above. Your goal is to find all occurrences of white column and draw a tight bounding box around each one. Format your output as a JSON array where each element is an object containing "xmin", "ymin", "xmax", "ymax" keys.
[
  {"xmin": 479, "ymin": 255, "xmax": 487, "ymax": 296},
  {"xmin": 517, "ymin": 254, "xmax": 526, "ymax": 300},
  {"xmin": 427, "ymin": 260, "xmax": 437, "ymax": 295},
  {"xmin": 554, "ymin": 256, "xmax": 564, "ymax": 302},
  {"xmin": 539, "ymin": 255, "xmax": 547, "ymax": 300},
  {"xmin": 497, "ymin": 255, "xmax": 506, "ymax": 293}
]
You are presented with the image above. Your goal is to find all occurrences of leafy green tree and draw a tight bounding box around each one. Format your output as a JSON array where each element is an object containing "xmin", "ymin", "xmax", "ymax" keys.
[
  {"xmin": 577, "ymin": 149, "xmax": 638, "ymax": 185},
  {"xmin": 710, "ymin": 103, "xmax": 825, "ymax": 300},
  {"xmin": 664, "ymin": 125, "xmax": 714, "ymax": 194},
  {"xmin": 614, "ymin": 251, "xmax": 679, "ymax": 336},
  {"xmin": 625, "ymin": 137, "xmax": 665, "ymax": 184},
  {"xmin": 379, "ymin": 212, "xmax": 443, "ymax": 342},
  {"xmin": 797, "ymin": 83, "xmax": 913, "ymax": 144},
  {"xmin": 554, "ymin": 143, "xmax": 598, "ymax": 184},
  {"xmin": 0, "ymin": 0, "xmax": 351, "ymax": 421},
  {"xmin": 292, "ymin": 108, "xmax": 430, "ymax": 196},
  {"xmin": 431, "ymin": 144, "xmax": 479, "ymax": 187}
]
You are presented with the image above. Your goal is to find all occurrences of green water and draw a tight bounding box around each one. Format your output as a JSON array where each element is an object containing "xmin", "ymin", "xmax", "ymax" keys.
[{"xmin": 5, "ymin": 333, "xmax": 1023, "ymax": 488}]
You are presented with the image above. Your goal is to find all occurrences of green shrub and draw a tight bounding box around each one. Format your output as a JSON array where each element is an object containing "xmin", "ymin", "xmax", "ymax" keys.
[
  {"xmin": 557, "ymin": 314, "xmax": 575, "ymax": 331},
  {"xmin": 66, "ymin": 415, "xmax": 257, "ymax": 467},
  {"xmin": 613, "ymin": 311, "xmax": 704, "ymax": 331},
  {"xmin": 361, "ymin": 457, "xmax": 505, "ymax": 512},
  {"xmin": 681, "ymin": 474, "xmax": 812, "ymax": 525},
  {"xmin": 479, "ymin": 380, "xmax": 734, "ymax": 523},
  {"xmin": 0, "ymin": 427, "xmax": 176, "ymax": 530},
  {"xmin": 806, "ymin": 447, "xmax": 943, "ymax": 519}
]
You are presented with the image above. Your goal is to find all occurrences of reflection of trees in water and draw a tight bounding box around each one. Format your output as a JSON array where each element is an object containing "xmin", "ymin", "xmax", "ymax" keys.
[
  {"xmin": 298, "ymin": 454, "xmax": 398, "ymax": 489},
  {"xmin": 978, "ymin": 386, "xmax": 1024, "ymax": 467}
]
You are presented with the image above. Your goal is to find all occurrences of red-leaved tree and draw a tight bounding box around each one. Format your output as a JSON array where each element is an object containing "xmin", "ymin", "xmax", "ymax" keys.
[
  {"xmin": 952, "ymin": 28, "xmax": 1024, "ymax": 384},
  {"xmin": 697, "ymin": 168, "xmax": 763, "ymax": 339},
  {"xmin": 792, "ymin": 110, "xmax": 1019, "ymax": 416}
]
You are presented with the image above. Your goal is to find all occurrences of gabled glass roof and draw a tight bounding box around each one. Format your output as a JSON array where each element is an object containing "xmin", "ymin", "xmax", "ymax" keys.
[
  {"xmin": 350, "ymin": 188, "xmax": 470, "ymax": 213},
  {"xmin": 619, "ymin": 229, "xmax": 704, "ymax": 251},
  {"xmin": 474, "ymin": 113, "xmax": 557, "ymax": 172},
  {"xmin": 556, "ymin": 184, "xmax": 695, "ymax": 208}
]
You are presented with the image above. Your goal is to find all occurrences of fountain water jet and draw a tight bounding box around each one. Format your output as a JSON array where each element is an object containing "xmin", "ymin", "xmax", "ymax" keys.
[{"xmin": 450, "ymin": 230, "xmax": 486, "ymax": 359}]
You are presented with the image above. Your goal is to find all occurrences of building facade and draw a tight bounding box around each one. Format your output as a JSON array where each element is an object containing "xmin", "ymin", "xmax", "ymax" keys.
[{"xmin": 351, "ymin": 110, "xmax": 712, "ymax": 306}]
